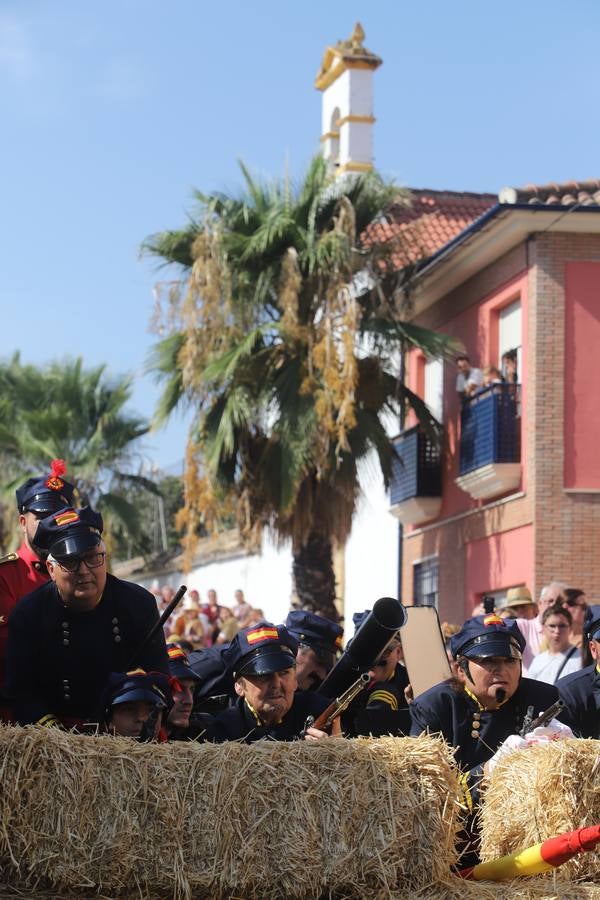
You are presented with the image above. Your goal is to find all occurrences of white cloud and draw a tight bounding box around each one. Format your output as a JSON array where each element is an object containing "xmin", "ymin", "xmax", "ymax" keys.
[{"xmin": 0, "ymin": 12, "xmax": 35, "ymax": 82}]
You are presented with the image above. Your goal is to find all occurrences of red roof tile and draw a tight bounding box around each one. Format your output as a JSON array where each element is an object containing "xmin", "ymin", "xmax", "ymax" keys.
[
  {"xmin": 499, "ymin": 179, "xmax": 600, "ymax": 206},
  {"xmin": 373, "ymin": 189, "xmax": 497, "ymax": 269}
]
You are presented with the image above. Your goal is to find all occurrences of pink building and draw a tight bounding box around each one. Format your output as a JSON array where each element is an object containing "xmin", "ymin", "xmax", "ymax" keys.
[{"xmin": 388, "ymin": 180, "xmax": 600, "ymax": 624}]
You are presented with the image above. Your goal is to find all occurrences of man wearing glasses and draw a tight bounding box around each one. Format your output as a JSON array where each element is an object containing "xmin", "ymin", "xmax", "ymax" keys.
[
  {"xmin": 557, "ymin": 610, "xmax": 600, "ymax": 738},
  {"xmin": 527, "ymin": 605, "xmax": 581, "ymax": 684},
  {"xmin": 5, "ymin": 506, "xmax": 168, "ymax": 728}
]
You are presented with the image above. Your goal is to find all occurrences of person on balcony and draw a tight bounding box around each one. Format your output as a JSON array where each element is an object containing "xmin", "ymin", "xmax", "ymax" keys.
[
  {"xmin": 501, "ymin": 348, "xmax": 519, "ymax": 383},
  {"xmin": 455, "ymin": 354, "xmax": 483, "ymax": 402},
  {"xmin": 482, "ymin": 366, "xmax": 503, "ymax": 387}
]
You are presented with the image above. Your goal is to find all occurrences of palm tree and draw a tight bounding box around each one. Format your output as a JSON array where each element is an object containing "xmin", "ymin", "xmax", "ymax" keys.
[
  {"xmin": 144, "ymin": 156, "xmax": 457, "ymax": 619},
  {"xmin": 0, "ymin": 354, "xmax": 154, "ymax": 555}
]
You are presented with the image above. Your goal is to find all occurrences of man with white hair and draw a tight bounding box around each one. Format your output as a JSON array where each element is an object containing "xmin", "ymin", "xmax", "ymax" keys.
[{"xmin": 516, "ymin": 581, "xmax": 568, "ymax": 673}]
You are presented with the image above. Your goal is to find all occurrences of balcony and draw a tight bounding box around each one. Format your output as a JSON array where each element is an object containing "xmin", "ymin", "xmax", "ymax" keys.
[
  {"xmin": 389, "ymin": 424, "xmax": 443, "ymax": 525},
  {"xmin": 455, "ymin": 383, "xmax": 521, "ymax": 500}
]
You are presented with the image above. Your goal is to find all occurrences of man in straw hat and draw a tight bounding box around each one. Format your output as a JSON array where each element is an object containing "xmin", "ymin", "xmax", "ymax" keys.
[
  {"xmin": 5, "ymin": 506, "xmax": 169, "ymax": 728},
  {"xmin": 207, "ymin": 622, "xmax": 334, "ymax": 742},
  {"xmin": 556, "ymin": 607, "xmax": 600, "ymax": 738},
  {"xmin": 502, "ymin": 585, "xmax": 536, "ymax": 620}
]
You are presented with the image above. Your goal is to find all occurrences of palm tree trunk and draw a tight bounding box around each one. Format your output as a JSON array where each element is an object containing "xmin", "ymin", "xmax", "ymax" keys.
[{"xmin": 292, "ymin": 533, "xmax": 339, "ymax": 621}]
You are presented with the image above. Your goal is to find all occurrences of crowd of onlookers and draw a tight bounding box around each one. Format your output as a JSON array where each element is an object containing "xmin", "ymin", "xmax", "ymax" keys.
[
  {"xmin": 441, "ymin": 580, "xmax": 593, "ymax": 686},
  {"xmin": 150, "ymin": 585, "xmax": 265, "ymax": 650}
]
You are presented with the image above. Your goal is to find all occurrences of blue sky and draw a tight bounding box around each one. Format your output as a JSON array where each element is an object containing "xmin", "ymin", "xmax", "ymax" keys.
[{"xmin": 2, "ymin": 0, "xmax": 599, "ymax": 470}]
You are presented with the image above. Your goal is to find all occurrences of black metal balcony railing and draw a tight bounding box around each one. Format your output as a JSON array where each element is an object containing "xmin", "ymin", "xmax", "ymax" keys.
[
  {"xmin": 390, "ymin": 424, "xmax": 443, "ymax": 505},
  {"xmin": 459, "ymin": 383, "xmax": 521, "ymax": 477}
]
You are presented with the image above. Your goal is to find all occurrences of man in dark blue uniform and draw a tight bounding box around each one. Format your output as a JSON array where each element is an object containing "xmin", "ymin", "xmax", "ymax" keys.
[
  {"xmin": 0, "ymin": 461, "xmax": 75, "ymax": 687},
  {"xmin": 165, "ymin": 644, "xmax": 207, "ymax": 741},
  {"xmin": 285, "ymin": 610, "xmax": 343, "ymax": 691},
  {"xmin": 5, "ymin": 506, "xmax": 168, "ymax": 728},
  {"xmin": 557, "ymin": 609, "xmax": 600, "ymax": 738},
  {"xmin": 207, "ymin": 623, "xmax": 332, "ymax": 743},
  {"xmin": 344, "ymin": 611, "xmax": 410, "ymax": 737},
  {"xmin": 103, "ymin": 668, "xmax": 172, "ymax": 741},
  {"xmin": 410, "ymin": 615, "xmax": 559, "ymax": 806}
]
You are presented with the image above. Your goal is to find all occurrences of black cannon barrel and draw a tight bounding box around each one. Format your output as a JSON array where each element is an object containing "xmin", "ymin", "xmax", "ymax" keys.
[{"xmin": 318, "ymin": 596, "xmax": 407, "ymax": 699}]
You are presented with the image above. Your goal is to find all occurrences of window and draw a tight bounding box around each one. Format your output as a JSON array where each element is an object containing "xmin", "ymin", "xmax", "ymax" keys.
[
  {"xmin": 498, "ymin": 300, "xmax": 521, "ymax": 381},
  {"xmin": 424, "ymin": 357, "xmax": 444, "ymax": 423},
  {"xmin": 413, "ymin": 557, "xmax": 439, "ymax": 608}
]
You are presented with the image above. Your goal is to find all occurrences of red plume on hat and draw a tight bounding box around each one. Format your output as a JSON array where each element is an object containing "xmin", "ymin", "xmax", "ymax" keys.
[{"xmin": 45, "ymin": 458, "xmax": 67, "ymax": 492}]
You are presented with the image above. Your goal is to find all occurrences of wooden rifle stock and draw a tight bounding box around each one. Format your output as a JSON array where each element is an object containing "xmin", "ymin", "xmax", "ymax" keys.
[{"xmin": 304, "ymin": 672, "xmax": 371, "ymax": 735}]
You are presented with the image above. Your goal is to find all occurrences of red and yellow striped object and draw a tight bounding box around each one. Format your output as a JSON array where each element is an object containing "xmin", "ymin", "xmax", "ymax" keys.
[
  {"xmin": 246, "ymin": 627, "xmax": 279, "ymax": 644},
  {"xmin": 458, "ymin": 824, "xmax": 600, "ymax": 880}
]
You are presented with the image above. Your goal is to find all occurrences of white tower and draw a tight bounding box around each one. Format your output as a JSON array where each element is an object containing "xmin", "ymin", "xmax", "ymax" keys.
[{"xmin": 315, "ymin": 23, "xmax": 382, "ymax": 176}]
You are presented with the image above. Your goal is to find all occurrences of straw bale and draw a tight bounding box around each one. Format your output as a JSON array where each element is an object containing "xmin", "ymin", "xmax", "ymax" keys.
[
  {"xmin": 0, "ymin": 726, "xmax": 461, "ymax": 898},
  {"xmin": 479, "ymin": 739, "xmax": 600, "ymax": 882}
]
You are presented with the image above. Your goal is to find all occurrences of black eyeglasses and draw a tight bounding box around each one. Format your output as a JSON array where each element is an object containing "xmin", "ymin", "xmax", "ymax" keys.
[
  {"xmin": 54, "ymin": 551, "xmax": 106, "ymax": 574},
  {"xmin": 564, "ymin": 598, "xmax": 586, "ymax": 609}
]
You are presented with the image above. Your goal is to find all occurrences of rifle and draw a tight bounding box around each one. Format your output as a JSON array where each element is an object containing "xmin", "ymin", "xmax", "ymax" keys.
[
  {"xmin": 302, "ymin": 672, "xmax": 370, "ymax": 736},
  {"xmin": 519, "ymin": 699, "xmax": 565, "ymax": 737},
  {"xmin": 318, "ymin": 597, "xmax": 407, "ymax": 700},
  {"xmin": 127, "ymin": 584, "xmax": 187, "ymax": 668}
]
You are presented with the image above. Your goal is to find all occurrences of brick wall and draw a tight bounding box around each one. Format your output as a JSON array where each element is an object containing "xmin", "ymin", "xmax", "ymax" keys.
[{"xmin": 529, "ymin": 232, "xmax": 600, "ymax": 601}]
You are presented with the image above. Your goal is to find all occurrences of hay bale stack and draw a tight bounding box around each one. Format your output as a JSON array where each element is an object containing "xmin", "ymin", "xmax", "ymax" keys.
[
  {"xmin": 0, "ymin": 726, "xmax": 461, "ymax": 898},
  {"xmin": 480, "ymin": 739, "xmax": 600, "ymax": 882}
]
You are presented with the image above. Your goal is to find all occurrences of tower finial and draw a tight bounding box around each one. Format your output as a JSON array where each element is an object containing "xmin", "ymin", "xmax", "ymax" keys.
[{"xmin": 350, "ymin": 22, "xmax": 365, "ymax": 48}]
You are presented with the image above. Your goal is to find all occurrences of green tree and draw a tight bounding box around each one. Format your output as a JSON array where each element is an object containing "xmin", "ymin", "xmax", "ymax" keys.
[
  {"xmin": 0, "ymin": 354, "xmax": 153, "ymax": 554},
  {"xmin": 144, "ymin": 156, "xmax": 457, "ymax": 619}
]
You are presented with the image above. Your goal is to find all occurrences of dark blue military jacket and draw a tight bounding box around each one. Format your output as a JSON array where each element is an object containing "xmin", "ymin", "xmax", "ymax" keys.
[
  {"xmin": 207, "ymin": 690, "xmax": 330, "ymax": 743},
  {"xmin": 6, "ymin": 573, "xmax": 168, "ymax": 726},
  {"xmin": 344, "ymin": 664, "xmax": 411, "ymax": 737},
  {"xmin": 410, "ymin": 676, "xmax": 559, "ymax": 807},
  {"xmin": 557, "ymin": 664, "xmax": 600, "ymax": 738}
]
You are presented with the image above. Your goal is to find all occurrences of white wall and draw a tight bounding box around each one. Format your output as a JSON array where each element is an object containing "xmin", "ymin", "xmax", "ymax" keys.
[
  {"xmin": 133, "ymin": 533, "xmax": 293, "ymax": 625},
  {"xmin": 343, "ymin": 457, "xmax": 399, "ymax": 632}
]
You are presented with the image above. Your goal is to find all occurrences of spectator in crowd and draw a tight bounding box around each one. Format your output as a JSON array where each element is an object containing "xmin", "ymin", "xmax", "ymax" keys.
[
  {"xmin": 515, "ymin": 581, "xmax": 568, "ymax": 673},
  {"xmin": 245, "ymin": 608, "xmax": 266, "ymax": 626},
  {"xmin": 171, "ymin": 596, "xmax": 206, "ymax": 649},
  {"xmin": 102, "ymin": 669, "xmax": 171, "ymax": 741},
  {"xmin": 215, "ymin": 607, "xmax": 240, "ymax": 644},
  {"xmin": 503, "ymin": 586, "xmax": 537, "ymax": 620},
  {"xmin": 202, "ymin": 589, "xmax": 222, "ymax": 643},
  {"xmin": 527, "ymin": 605, "xmax": 581, "ymax": 685},
  {"xmin": 232, "ymin": 589, "xmax": 252, "ymax": 625},
  {"xmin": 455, "ymin": 354, "xmax": 483, "ymax": 402},
  {"xmin": 560, "ymin": 588, "xmax": 588, "ymax": 650}
]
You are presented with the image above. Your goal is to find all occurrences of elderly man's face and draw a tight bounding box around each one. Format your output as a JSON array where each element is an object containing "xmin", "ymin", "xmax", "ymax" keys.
[
  {"xmin": 234, "ymin": 667, "xmax": 297, "ymax": 725},
  {"xmin": 47, "ymin": 545, "xmax": 107, "ymax": 612}
]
